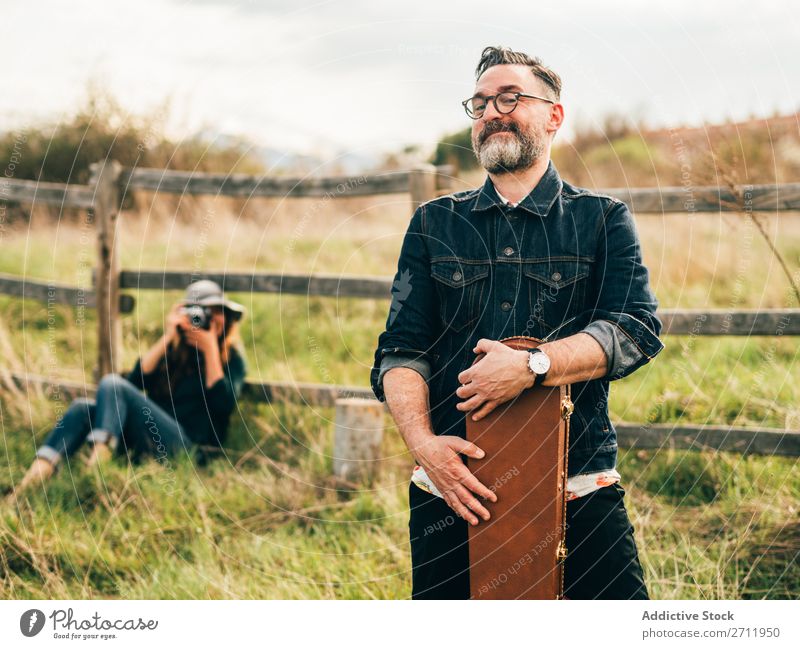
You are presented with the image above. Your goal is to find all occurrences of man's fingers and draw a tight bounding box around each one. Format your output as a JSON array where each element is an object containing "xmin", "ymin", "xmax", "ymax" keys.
[
  {"xmin": 470, "ymin": 400, "xmax": 497, "ymax": 421},
  {"xmin": 455, "ymin": 382, "xmax": 477, "ymax": 399},
  {"xmin": 472, "ymin": 338, "xmax": 494, "ymax": 354},
  {"xmin": 461, "ymin": 471, "xmax": 498, "ymax": 503},
  {"xmin": 456, "ymin": 393, "xmax": 485, "ymax": 412},
  {"xmin": 447, "ymin": 437, "xmax": 485, "ymax": 459},
  {"xmin": 444, "ymin": 491, "xmax": 478, "ymax": 526},
  {"xmin": 455, "ymin": 484, "xmax": 490, "ymax": 521}
]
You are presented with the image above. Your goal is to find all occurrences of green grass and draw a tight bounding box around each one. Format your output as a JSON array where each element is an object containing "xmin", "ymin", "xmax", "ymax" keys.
[{"xmin": 0, "ymin": 203, "xmax": 798, "ymax": 599}]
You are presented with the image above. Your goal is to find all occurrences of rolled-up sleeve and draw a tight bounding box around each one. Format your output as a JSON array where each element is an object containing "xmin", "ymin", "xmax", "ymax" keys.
[
  {"xmin": 377, "ymin": 353, "xmax": 433, "ymax": 393},
  {"xmin": 370, "ymin": 204, "xmax": 441, "ymax": 402},
  {"xmin": 580, "ymin": 200, "xmax": 664, "ymax": 380}
]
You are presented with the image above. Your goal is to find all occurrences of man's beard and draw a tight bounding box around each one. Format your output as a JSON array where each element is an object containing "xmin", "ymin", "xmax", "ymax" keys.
[{"xmin": 472, "ymin": 120, "xmax": 545, "ymax": 174}]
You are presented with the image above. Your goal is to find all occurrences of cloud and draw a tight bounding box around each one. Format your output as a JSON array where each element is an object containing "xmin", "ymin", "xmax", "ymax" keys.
[{"xmin": 3, "ymin": 0, "xmax": 798, "ymax": 157}]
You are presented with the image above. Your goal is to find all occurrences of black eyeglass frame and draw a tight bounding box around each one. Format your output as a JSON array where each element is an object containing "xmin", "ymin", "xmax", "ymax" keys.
[{"xmin": 461, "ymin": 91, "xmax": 555, "ymax": 119}]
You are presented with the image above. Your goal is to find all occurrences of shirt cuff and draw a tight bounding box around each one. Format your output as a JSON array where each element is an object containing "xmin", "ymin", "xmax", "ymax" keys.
[
  {"xmin": 580, "ymin": 318, "xmax": 650, "ymax": 380},
  {"xmin": 377, "ymin": 353, "xmax": 432, "ymax": 394}
]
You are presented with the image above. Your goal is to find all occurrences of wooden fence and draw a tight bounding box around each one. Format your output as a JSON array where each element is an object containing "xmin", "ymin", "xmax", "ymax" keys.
[{"xmin": 2, "ymin": 161, "xmax": 800, "ymax": 458}]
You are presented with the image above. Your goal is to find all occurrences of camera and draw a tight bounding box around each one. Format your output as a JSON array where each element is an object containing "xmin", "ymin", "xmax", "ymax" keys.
[{"xmin": 180, "ymin": 304, "xmax": 213, "ymax": 331}]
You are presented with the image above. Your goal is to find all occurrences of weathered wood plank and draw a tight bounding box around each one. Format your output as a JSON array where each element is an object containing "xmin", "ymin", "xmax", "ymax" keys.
[
  {"xmin": 0, "ymin": 178, "xmax": 94, "ymax": 209},
  {"xmin": 118, "ymin": 270, "xmax": 393, "ymax": 299},
  {"xmin": 120, "ymin": 165, "xmax": 456, "ymax": 199},
  {"xmin": 7, "ymin": 372, "xmax": 799, "ymax": 456},
  {"xmin": 120, "ymin": 167, "xmax": 410, "ymax": 198},
  {"xmin": 118, "ymin": 165, "xmax": 800, "ymax": 212},
  {"xmin": 5, "ymin": 373, "xmax": 96, "ymax": 402},
  {"xmin": 241, "ymin": 379, "xmax": 376, "ymax": 407},
  {"xmin": 3, "ymin": 171, "xmax": 798, "ymax": 214},
  {"xmin": 604, "ymin": 183, "xmax": 800, "ymax": 213},
  {"xmin": 117, "ymin": 270, "xmax": 800, "ymax": 335},
  {"xmin": 0, "ymin": 272, "xmax": 134, "ymax": 313},
  {"xmin": 6, "ymin": 372, "xmax": 375, "ymax": 409},
  {"xmin": 659, "ymin": 308, "xmax": 800, "ymax": 335},
  {"xmin": 616, "ymin": 422, "xmax": 800, "ymax": 457}
]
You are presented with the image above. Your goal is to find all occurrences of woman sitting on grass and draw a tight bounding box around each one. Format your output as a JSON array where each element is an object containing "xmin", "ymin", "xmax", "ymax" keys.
[{"xmin": 12, "ymin": 280, "xmax": 247, "ymax": 494}]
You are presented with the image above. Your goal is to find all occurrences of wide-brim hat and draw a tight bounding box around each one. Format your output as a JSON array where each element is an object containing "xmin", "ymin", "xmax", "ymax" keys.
[{"xmin": 183, "ymin": 279, "xmax": 245, "ymax": 321}]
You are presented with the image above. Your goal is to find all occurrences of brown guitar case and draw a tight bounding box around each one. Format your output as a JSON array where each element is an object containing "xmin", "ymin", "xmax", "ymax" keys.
[{"xmin": 466, "ymin": 335, "xmax": 572, "ymax": 599}]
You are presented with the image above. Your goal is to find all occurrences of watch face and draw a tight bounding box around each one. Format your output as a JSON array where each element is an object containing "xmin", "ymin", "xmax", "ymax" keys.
[{"xmin": 529, "ymin": 350, "xmax": 551, "ymax": 374}]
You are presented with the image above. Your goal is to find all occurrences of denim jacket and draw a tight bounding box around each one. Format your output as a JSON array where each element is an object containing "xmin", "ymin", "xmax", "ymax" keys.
[{"xmin": 370, "ymin": 160, "xmax": 664, "ymax": 477}]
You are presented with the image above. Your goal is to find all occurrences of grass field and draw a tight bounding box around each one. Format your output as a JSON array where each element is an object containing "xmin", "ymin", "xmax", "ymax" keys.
[{"xmin": 0, "ymin": 190, "xmax": 798, "ymax": 598}]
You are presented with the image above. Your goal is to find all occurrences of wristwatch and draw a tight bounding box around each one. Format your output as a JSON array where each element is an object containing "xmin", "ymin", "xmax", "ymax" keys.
[{"xmin": 526, "ymin": 347, "xmax": 551, "ymax": 386}]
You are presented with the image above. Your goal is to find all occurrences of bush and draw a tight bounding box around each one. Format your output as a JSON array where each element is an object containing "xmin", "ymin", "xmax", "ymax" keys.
[{"xmin": 0, "ymin": 84, "xmax": 265, "ymax": 186}]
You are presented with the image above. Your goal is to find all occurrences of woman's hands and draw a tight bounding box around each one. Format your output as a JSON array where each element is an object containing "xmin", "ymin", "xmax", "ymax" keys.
[
  {"xmin": 168, "ymin": 301, "xmax": 220, "ymax": 356},
  {"xmin": 181, "ymin": 316, "xmax": 221, "ymax": 355},
  {"xmin": 143, "ymin": 302, "xmax": 224, "ymax": 381},
  {"xmin": 180, "ymin": 312, "xmax": 225, "ymax": 388},
  {"xmin": 165, "ymin": 302, "xmax": 190, "ymax": 344}
]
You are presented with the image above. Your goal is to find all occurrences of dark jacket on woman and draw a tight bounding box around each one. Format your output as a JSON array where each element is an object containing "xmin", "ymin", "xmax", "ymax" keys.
[{"xmin": 125, "ymin": 346, "xmax": 247, "ymax": 446}]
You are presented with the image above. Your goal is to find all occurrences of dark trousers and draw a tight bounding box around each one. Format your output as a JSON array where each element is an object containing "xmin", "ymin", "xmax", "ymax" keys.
[
  {"xmin": 36, "ymin": 373, "xmax": 192, "ymax": 466},
  {"xmin": 408, "ymin": 481, "xmax": 649, "ymax": 599}
]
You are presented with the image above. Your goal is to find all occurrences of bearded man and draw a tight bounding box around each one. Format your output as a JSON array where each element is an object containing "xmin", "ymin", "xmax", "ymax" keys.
[{"xmin": 370, "ymin": 45, "xmax": 664, "ymax": 599}]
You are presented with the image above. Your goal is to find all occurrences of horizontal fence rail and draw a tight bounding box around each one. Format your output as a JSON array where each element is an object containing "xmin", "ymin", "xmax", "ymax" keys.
[
  {"xmin": 5, "ymin": 172, "xmax": 800, "ymax": 214},
  {"xmin": 116, "ymin": 269, "xmax": 800, "ymax": 336},
  {"xmin": 0, "ymin": 272, "xmax": 135, "ymax": 313},
  {"xmin": 119, "ymin": 167, "xmax": 453, "ymax": 198},
  {"xmin": 615, "ymin": 422, "xmax": 800, "ymax": 458},
  {"xmin": 118, "ymin": 269, "xmax": 392, "ymax": 299},
  {"xmin": 604, "ymin": 182, "xmax": 800, "ymax": 213},
  {"xmin": 0, "ymin": 177, "xmax": 95, "ymax": 209},
  {"xmin": 9, "ymin": 371, "xmax": 800, "ymax": 457}
]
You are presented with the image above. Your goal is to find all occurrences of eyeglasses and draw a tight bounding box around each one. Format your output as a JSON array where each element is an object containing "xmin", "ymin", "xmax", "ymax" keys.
[{"xmin": 462, "ymin": 91, "xmax": 555, "ymax": 119}]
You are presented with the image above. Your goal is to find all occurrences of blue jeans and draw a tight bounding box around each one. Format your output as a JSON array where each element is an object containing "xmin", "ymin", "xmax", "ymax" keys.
[{"xmin": 36, "ymin": 373, "xmax": 193, "ymax": 466}]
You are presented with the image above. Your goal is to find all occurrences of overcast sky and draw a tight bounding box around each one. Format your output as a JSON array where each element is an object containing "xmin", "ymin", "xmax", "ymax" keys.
[{"xmin": 5, "ymin": 0, "xmax": 799, "ymax": 159}]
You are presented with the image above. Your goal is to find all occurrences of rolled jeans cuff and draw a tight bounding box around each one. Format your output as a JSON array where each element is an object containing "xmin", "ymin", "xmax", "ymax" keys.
[
  {"xmin": 86, "ymin": 429, "xmax": 116, "ymax": 448},
  {"xmin": 36, "ymin": 445, "xmax": 62, "ymax": 466}
]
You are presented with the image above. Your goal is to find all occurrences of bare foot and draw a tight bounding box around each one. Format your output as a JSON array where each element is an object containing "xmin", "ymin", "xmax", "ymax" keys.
[
  {"xmin": 86, "ymin": 442, "xmax": 112, "ymax": 467},
  {"xmin": 7, "ymin": 458, "xmax": 56, "ymax": 501}
]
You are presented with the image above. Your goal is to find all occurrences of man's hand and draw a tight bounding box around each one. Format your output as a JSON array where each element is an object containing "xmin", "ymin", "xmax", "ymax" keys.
[
  {"xmin": 414, "ymin": 434, "xmax": 498, "ymax": 526},
  {"xmin": 456, "ymin": 338, "xmax": 534, "ymax": 422}
]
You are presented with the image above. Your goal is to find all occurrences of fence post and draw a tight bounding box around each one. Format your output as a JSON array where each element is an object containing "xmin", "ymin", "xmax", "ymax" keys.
[
  {"xmin": 90, "ymin": 160, "xmax": 122, "ymax": 382},
  {"xmin": 434, "ymin": 164, "xmax": 455, "ymax": 197},
  {"xmin": 333, "ymin": 398, "xmax": 384, "ymax": 482},
  {"xmin": 408, "ymin": 163, "xmax": 438, "ymax": 211}
]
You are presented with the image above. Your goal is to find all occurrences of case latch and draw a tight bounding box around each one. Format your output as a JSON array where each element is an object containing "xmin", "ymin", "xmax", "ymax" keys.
[{"xmin": 556, "ymin": 540, "xmax": 568, "ymax": 562}]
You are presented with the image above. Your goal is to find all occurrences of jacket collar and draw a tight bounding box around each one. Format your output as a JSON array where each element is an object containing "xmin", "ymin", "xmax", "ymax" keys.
[{"xmin": 472, "ymin": 159, "xmax": 563, "ymax": 217}]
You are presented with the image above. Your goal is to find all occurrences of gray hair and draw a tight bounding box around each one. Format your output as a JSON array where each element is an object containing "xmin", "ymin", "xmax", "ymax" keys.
[{"xmin": 474, "ymin": 46, "xmax": 562, "ymax": 101}]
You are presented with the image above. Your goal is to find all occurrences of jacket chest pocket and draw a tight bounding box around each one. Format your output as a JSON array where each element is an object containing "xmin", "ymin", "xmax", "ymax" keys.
[
  {"xmin": 430, "ymin": 260, "xmax": 490, "ymax": 333},
  {"xmin": 524, "ymin": 258, "xmax": 591, "ymax": 334}
]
